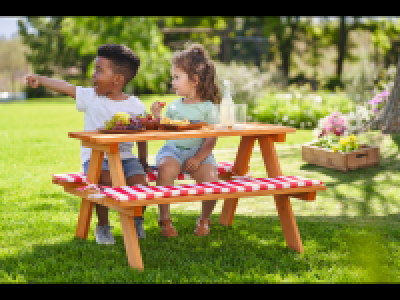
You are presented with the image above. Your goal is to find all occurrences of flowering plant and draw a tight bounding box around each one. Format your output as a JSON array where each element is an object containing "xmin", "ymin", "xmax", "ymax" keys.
[
  {"xmin": 312, "ymin": 111, "xmax": 361, "ymax": 152},
  {"xmin": 368, "ymin": 90, "xmax": 390, "ymax": 114}
]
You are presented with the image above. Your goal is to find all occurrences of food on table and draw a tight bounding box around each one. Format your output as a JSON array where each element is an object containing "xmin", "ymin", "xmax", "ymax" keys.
[
  {"xmin": 104, "ymin": 112, "xmax": 143, "ymax": 130},
  {"xmin": 160, "ymin": 117, "xmax": 190, "ymax": 125}
]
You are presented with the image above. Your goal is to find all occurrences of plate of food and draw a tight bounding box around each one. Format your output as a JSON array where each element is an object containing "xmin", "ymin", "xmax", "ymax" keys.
[{"xmin": 159, "ymin": 118, "xmax": 207, "ymax": 130}]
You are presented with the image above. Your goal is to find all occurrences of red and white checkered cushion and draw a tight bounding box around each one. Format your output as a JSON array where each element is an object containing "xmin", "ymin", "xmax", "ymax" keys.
[
  {"xmin": 52, "ymin": 172, "xmax": 89, "ymax": 184},
  {"xmin": 101, "ymin": 176, "xmax": 324, "ymax": 202},
  {"xmin": 53, "ymin": 162, "xmax": 238, "ymax": 184}
]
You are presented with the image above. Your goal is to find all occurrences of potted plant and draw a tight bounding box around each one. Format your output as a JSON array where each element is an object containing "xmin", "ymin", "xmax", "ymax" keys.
[{"xmin": 302, "ymin": 110, "xmax": 380, "ymax": 172}]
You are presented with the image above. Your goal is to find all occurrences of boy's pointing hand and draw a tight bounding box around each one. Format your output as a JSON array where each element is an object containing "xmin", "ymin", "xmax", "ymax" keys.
[{"xmin": 26, "ymin": 75, "xmax": 40, "ymax": 88}]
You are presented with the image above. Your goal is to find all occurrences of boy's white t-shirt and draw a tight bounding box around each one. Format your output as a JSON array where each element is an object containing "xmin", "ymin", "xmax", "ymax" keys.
[{"xmin": 75, "ymin": 86, "xmax": 146, "ymax": 166}]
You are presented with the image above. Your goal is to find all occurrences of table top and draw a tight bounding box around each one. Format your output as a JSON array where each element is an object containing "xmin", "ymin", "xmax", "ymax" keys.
[{"xmin": 69, "ymin": 123, "xmax": 296, "ymax": 144}]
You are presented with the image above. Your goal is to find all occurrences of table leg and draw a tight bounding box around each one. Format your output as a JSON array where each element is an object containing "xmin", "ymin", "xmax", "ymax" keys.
[
  {"xmin": 258, "ymin": 135, "xmax": 304, "ymax": 253},
  {"xmin": 119, "ymin": 212, "xmax": 144, "ymax": 271},
  {"xmin": 76, "ymin": 150, "xmax": 104, "ymax": 239},
  {"xmin": 108, "ymin": 151, "xmax": 144, "ymax": 270},
  {"xmin": 219, "ymin": 136, "xmax": 255, "ymax": 226}
]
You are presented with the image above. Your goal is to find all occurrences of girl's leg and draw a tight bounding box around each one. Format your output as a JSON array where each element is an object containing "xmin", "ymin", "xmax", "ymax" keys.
[
  {"xmin": 156, "ymin": 156, "xmax": 182, "ymax": 221},
  {"xmin": 190, "ymin": 164, "xmax": 219, "ymax": 220}
]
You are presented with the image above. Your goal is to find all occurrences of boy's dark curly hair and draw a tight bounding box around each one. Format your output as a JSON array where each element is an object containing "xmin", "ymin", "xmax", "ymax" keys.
[
  {"xmin": 171, "ymin": 43, "xmax": 221, "ymax": 104},
  {"xmin": 97, "ymin": 44, "xmax": 140, "ymax": 86}
]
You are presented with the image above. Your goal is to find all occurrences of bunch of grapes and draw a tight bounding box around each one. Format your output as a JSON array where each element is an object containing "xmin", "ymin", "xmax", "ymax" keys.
[{"xmin": 104, "ymin": 112, "xmax": 143, "ymax": 130}]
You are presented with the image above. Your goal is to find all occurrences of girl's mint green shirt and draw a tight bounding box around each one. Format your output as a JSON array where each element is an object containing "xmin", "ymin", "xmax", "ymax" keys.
[{"xmin": 164, "ymin": 98, "xmax": 217, "ymax": 149}]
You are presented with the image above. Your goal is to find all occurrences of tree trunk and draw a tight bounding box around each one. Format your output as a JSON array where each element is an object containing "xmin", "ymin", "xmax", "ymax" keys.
[
  {"xmin": 336, "ymin": 16, "xmax": 347, "ymax": 80},
  {"xmin": 360, "ymin": 59, "xmax": 400, "ymax": 133},
  {"xmin": 280, "ymin": 17, "xmax": 298, "ymax": 85}
]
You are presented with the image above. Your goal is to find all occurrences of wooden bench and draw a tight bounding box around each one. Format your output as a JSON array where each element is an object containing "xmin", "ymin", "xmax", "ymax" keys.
[{"xmin": 54, "ymin": 172, "xmax": 325, "ymax": 271}]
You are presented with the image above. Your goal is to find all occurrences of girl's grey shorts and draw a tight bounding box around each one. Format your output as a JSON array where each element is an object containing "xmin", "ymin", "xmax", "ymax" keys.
[{"xmin": 156, "ymin": 143, "xmax": 217, "ymax": 173}]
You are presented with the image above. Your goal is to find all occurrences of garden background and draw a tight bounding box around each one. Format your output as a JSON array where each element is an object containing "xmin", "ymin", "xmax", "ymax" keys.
[{"xmin": 0, "ymin": 17, "xmax": 399, "ymax": 283}]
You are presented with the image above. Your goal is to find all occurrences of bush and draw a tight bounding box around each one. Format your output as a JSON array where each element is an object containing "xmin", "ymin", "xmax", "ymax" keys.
[
  {"xmin": 214, "ymin": 61, "xmax": 270, "ymax": 111},
  {"xmin": 343, "ymin": 58, "xmax": 377, "ymax": 105},
  {"xmin": 250, "ymin": 91, "xmax": 355, "ymax": 129},
  {"xmin": 323, "ymin": 75, "xmax": 345, "ymax": 92}
]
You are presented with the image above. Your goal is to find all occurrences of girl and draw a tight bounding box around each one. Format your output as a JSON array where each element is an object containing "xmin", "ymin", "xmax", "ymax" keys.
[{"xmin": 151, "ymin": 44, "xmax": 221, "ymax": 237}]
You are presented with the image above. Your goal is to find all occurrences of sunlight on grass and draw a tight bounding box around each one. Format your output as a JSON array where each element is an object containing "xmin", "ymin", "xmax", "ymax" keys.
[{"xmin": 0, "ymin": 99, "xmax": 399, "ymax": 282}]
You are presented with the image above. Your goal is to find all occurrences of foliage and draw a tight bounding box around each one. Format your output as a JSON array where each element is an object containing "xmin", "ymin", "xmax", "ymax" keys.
[
  {"xmin": 18, "ymin": 17, "xmax": 94, "ymax": 98},
  {"xmin": 262, "ymin": 16, "xmax": 303, "ymax": 82},
  {"xmin": 250, "ymin": 89, "xmax": 354, "ymax": 129},
  {"xmin": 323, "ymin": 75, "xmax": 345, "ymax": 92},
  {"xmin": 214, "ymin": 61, "xmax": 270, "ymax": 111},
  {"xmin": 161, "ymin": 16, "xmax": 229, "ymax": 61},
  {"xmin": 342, "ymin": 55, "xmax": 377, "ymax": 105},
  {"xmin": 60, "ymin": 17, "xmax": 172, "ymax": 95},
  {"xmin": 0, "ymin": 36, "xmax": 31, "ymax": 94}
]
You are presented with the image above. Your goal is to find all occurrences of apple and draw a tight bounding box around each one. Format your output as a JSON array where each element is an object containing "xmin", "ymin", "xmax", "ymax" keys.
[
  {"xmin": 140, "ymin": 117, "xmax": 147, "ymax": 123},
  {"xmin": 147, "ymin": 114, "xmax": 153, "ymax": 121},
  {"xmin": 159, "ymin": 102, "xmax": 166, "ymax": 108}
]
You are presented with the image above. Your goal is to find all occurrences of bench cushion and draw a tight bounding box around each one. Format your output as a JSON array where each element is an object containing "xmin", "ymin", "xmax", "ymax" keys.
[
  {"xmin": 52, "ymin": 162, "xmax": 238, "ymax": 184},
  {"xmin": 101, "ymin": 176, "xmax": 324, "ymax": 202}
]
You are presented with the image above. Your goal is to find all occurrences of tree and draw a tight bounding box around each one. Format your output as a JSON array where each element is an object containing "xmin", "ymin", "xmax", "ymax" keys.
[
  {"xmin": 18, "ymin": 17, "xmax": 94, "ymax": 98},
  {"xmin": 262, "ymin": 16, "xmax": 303, "ymax": 85},
  {"xmin": 376, "ymin": 59, "xmax": 400, "ymax": 133},
  {"xmin": 61, "ymin": 17, "xmax": 172, "ymax": 94},
  {"xmin": 0, "ymin": 36, "xmax": 31, "ymax": 96},
  {"xmin": 364, "ymin": 18, "xmax": 400, "ymax": 69},
  {"xmin": 359, "ymin": 59, "xmax": 400, "ymax": 134}
]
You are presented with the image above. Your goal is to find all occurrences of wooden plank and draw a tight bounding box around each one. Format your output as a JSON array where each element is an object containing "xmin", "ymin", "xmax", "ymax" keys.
[
  {"xmin": 119, "ymin": 212, "xmax": 144, "ymax": 271},
  {"xmin": 68, "ymin": 124, "xmax": 296, "ymax": 144},
  {"xmin": 302, "ymin": 143, "xmax": 380, "ymax": 172},
  {"xmin": 258, "ymin": 135, "xmax": 283, "ymax": 177},
  {"xmin": 269, "ymin": 134, "xmax": 286, "ymax": 143},
  {"xmin": 75, "ymin": 185, "xmax": 326, "ymax": 208},
  {"xmin": 258, "ymin": 135, "xmax": 304, "ymax": 253},
  {"xmin": 75, "ymin": 149, "xmax": 103, "ymax": 239},
  {"xmin": 75, "ymin": 199, "xmax": 94, "ymax": 239},
  {"xmin": 87, "ymin": 150, "xmax": 104, "ymax": 184},
  {"xmin": 82, "ymin": 140, "xmax": 119, "ymax": 154},
  {"xmin": 219, "ymin": 136, "xmax": 256, "ymax": 226},
  {"xmin": 274, "ymin": 194, "xmax": 304, "ymax": 253}
]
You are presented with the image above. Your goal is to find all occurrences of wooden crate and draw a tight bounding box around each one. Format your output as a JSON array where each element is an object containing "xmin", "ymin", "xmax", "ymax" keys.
[{"xmin": 302, "ymin": 143, "xmax": 380, "ymax": 172}]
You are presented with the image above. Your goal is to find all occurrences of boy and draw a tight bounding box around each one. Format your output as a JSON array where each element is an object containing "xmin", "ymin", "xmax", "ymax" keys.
[{"xmin": 26, "ymin": 44, "xmax": 149, "ymax": 244}]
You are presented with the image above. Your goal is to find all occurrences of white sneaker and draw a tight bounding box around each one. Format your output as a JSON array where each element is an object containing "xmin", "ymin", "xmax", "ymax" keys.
[
  {"xmin": 94, "ymin": 225, "xmax": 115, "ymax": 245},
  {"xmin": 134, "ymin": 217, "xmax": 146, "ymax": 239}
]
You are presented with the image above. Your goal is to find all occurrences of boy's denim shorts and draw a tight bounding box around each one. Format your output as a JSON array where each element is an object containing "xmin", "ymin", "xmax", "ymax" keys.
[
  {"xmin": 82, "ymin": 157, "xmax": 146, "ymax": 179},
  {"xmin": 156, "ymin": 143, "xmax": 217, "ymax": 174}
]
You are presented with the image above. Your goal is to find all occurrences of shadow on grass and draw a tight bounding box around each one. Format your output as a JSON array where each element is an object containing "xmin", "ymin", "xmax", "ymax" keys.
[
  {"xmin": 1, "ymin": 212, "xmax": 398, "ymax": 283},
  {"xmin": 299, "ymin": 133, "xmax": 400, "ymax": 218}
]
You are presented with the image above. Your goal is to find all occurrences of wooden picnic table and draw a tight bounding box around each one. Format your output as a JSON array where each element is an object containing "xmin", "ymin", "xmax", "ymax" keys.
[{"xmin": 66, "ymin": 123, "xmax": 322, "ymax": 270}]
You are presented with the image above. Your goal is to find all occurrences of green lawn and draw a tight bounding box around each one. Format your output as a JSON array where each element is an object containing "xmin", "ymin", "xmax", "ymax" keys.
[{"xmin": 1, "ymin": 96, "xmax": 399, "ymax": 282}]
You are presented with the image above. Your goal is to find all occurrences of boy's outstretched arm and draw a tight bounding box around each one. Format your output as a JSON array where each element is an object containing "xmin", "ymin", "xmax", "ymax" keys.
[{"xmin": 26, "ymin": 74, "xmax": 76, "ymax": 99}]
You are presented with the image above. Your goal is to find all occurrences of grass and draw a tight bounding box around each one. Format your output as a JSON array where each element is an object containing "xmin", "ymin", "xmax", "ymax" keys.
[{"xmin": 1, "ymin": 96, "xmax": 399, "ymax": 283}]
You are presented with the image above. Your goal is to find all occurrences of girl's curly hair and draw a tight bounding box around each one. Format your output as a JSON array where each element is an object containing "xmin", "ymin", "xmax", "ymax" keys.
[{"xmin": 171, "ymin": 43, "xmax": 222, "ymax": 104}]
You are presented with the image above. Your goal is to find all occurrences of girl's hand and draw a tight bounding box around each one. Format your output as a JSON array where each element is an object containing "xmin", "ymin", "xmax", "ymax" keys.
[
  {"xmin": 184, "ymin": 157, "xmax": 201, "ymax": 174},
  {"xmin": 26, "ymin": 75, "xmax": 40, "ymax": 88},
  {"xmin": 150, "ymin": 101, "xmax": 166, "ymax": 119}
]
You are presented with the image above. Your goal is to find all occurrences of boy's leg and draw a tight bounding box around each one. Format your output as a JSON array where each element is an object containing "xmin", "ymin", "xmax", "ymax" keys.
[
  {"xmin": 126, "ymin": 174, "xmax": 147, "ymax": 217},
  {"xmin": 96, "ymin": 170, "xmax": 112, "ymax": 226}
]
